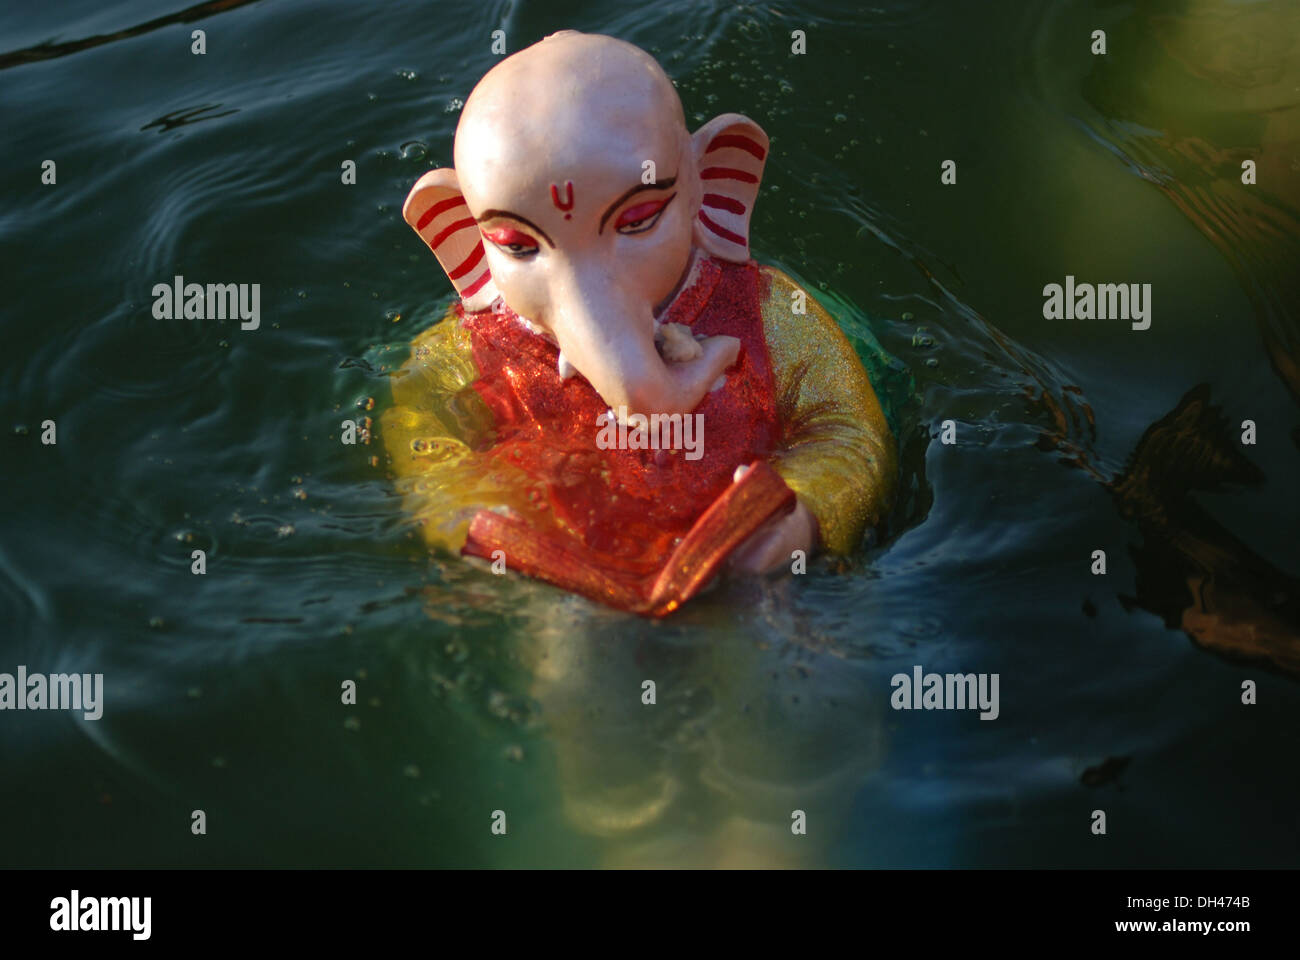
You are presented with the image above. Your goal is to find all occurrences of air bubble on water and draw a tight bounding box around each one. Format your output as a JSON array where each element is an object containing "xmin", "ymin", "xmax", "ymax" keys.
[
  {"xmin": 902, "ymin": 311, "xmax": 914, "ymax": 321},
  {"xmin": 834, "ymin": 113, "xmax": 847, "ymax": 123},
  {"xmin": 13, "ymin": 424, "xmax": 28, "ymax": 435},
  {"xmin": 925, "ymin": 357, "xmax": 939, "ymax": 368},
  {"xmin": 504, "ymin": 745, "xmax": 525, "ymax": 763},
  {"xmin": 276, "ymin": 524, "xmax": 294, "ymax": 538},
  {"xmin": 444, "ymin": 97, "xmax": 464, "ymax": 114},
  {"xmin": 403, "ymin": 764, "xmax": 420, "ymax": 778},
  {"xmin": 384, "ymin": 309, "xmax": 401, "ymax": 323},
  {"xmin": 396, "ymin": 69, "xmax": 418, "ymax": 80},
  {"xmin": 297, "ymin": 290, "xmax": 308, "ymax": 300},
  {"xmin": 343, "ymin": 716, "xmax": 360, "ymax": 731},
  {"xmin": 148, "ymin": 617, "xmax": 164, "ymax": 629}
]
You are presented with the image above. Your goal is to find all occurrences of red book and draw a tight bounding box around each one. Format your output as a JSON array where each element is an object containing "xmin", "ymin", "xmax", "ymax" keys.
[{"xmin": 462, "ymin": 460, "xmax": 795, "ymax": 617}]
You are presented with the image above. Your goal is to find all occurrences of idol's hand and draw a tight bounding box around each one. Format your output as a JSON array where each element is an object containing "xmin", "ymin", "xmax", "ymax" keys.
[{"xmin": 727, "ymin": 465, "xmax": 818, "ymax": 575}]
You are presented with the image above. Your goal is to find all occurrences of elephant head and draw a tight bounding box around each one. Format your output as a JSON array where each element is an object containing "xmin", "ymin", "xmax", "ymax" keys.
[{"xmin": 403, "ymin": 31, "xmax": 769, "ymax": 418}]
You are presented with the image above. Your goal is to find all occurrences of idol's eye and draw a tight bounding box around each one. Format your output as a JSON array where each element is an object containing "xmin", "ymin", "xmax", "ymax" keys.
[
  {"xmin": 482, "ymin": 226, "xmax": 539, "ymax": 258},
  {"xmin": 615, "ymin": 195, "xmax": 674, "ymax": 234}
]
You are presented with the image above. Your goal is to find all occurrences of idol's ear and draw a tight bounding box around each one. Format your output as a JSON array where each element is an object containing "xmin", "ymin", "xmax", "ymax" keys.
[
  {"xmin": 402, "ymin": 168, "xmax": 499, "ymax": 311},
  {"xmin": 690, "ymin": 113, "xmax": 769, "ymax": 262}
]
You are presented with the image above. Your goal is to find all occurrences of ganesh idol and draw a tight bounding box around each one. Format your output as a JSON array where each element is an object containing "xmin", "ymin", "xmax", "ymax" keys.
[{"xmin": 382, "ymin": 31, "xmax": 897, "ymax": 616}]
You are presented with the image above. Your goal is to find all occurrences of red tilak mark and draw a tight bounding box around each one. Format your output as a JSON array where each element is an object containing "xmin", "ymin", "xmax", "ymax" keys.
[
  {"xmin": 448, "ymin": 243, "xmax": 485, "ymax": 280},
  {"xmin": 461, "ymin": 270, "xmax": 492, "ymax": 298},
  {"xmin": 698, "ymin": 210, "xmax": 746, "ymax": 246},
  {"xmin": 415, "ymin": 194, "xmax": 468, "ymax": 231},
  {"xmin": 428, "ymin": 217, "xmax": 477, "ymax": 250},
  {"xmin": 550, "ymin": 181, "xmax": 575, "ymax": 211},
  {"xmin": 705, "ymin": 134, "xmax": 766, "ymax": 161},
  {"xmin": 702, "ymin": 193, "xmax": 746, "ymax": 214},
  {"xmin": 565, "ymin": 214, "xmax": 571, "ymax": 220},
  {"xmin": 700, "ymin": 167, "xmax": 758, "ymax": 184}
]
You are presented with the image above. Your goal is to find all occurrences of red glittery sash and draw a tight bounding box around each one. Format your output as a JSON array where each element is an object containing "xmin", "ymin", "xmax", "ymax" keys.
[{"xmin": 458, "ymin": 257, "xmax": 792, "ymax": 615}]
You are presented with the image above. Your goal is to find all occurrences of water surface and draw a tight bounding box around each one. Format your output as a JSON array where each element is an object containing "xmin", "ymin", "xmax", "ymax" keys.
[{"xmin": 2, "ymin": 0, "xmax": 1298, "ymax": 867}]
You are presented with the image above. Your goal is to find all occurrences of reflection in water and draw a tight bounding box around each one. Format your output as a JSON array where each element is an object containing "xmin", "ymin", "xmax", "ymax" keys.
[
  {"xmin": 141, "ymin": 104, "xmax": 239, "ymax": 133},
  {"xmin": 1038, "ymin": 0, "xmax": 1300, "ymax": 680},
  {"xmin": 1107, "ymin": 384, "xmax": 1300, "ymax": 680},
  {"xmin": 1080, "ymin": 0, "xmax": 1300, "ymax": 430},
  {"xmin": 504, "ymin": 598, "xmax": 886, "ymax": 867},
  {"xmin": 0, "ymin": 0, "xmax": 263, "ymax": 71}
]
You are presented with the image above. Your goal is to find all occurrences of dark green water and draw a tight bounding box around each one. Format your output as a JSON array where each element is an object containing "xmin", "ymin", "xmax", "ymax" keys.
[{"xmin": 2, "ymin": 0, "xmax": 1298, "ymax": 867}]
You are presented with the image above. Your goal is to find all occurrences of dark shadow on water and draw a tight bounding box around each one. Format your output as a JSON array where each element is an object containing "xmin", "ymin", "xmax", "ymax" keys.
[
  {"xmin": 1107, "ymin": 383, "xmax": 1300, "ymax": 680},
  {"xmin": 141, "ymin": 103, "xmax": 239, "ymax": 133},
  {"xmin": 0, "ymin": 0, "xmax": 262, "ymax": 71}
]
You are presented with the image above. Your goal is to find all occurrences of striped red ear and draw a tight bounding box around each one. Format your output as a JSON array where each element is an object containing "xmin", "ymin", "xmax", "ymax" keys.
[
  {"xmin": 402, "ymin": 169, "xmax": 499, "ymax": 311},
  {"xmin": 691, "ymin": 114, "xmax": 769, "ymax": 262}
]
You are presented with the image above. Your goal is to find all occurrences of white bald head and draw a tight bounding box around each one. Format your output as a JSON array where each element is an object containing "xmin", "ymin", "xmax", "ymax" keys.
[{"xmin": 453, "ymin": 31, "xmax": 689, "ymax": 202}]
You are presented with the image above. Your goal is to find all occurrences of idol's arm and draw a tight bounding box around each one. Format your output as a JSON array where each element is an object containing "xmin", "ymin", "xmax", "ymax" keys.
[
  {"xmin": 380, "ymin": 312, "xmax": 536, "ymax": 553},
  {"xmin": 731, "ymin": 266, "xmax": 897, "ymax": 572}
]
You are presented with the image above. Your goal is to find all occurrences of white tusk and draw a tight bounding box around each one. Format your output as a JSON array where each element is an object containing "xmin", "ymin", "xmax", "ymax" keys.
[
  {"xmin": 557, "ymin": 350, "xmax": 577, "ymax": 380},
  {"xmin": 710, "ymin": 375, "xmax": 727, "ymax": 392}
]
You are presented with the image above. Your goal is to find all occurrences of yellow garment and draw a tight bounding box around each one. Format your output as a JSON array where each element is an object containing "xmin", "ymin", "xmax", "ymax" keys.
[
  {"xmin": 381, "ymin": 319, "xmax": 541, "ymax": 553},
  {"xmin": 759, "ymin": 265, "xmax": 896, "ymax": 553},
  {"xmin": 381, "ymin": 263, "xmax": 897, "ymax": 557}
]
